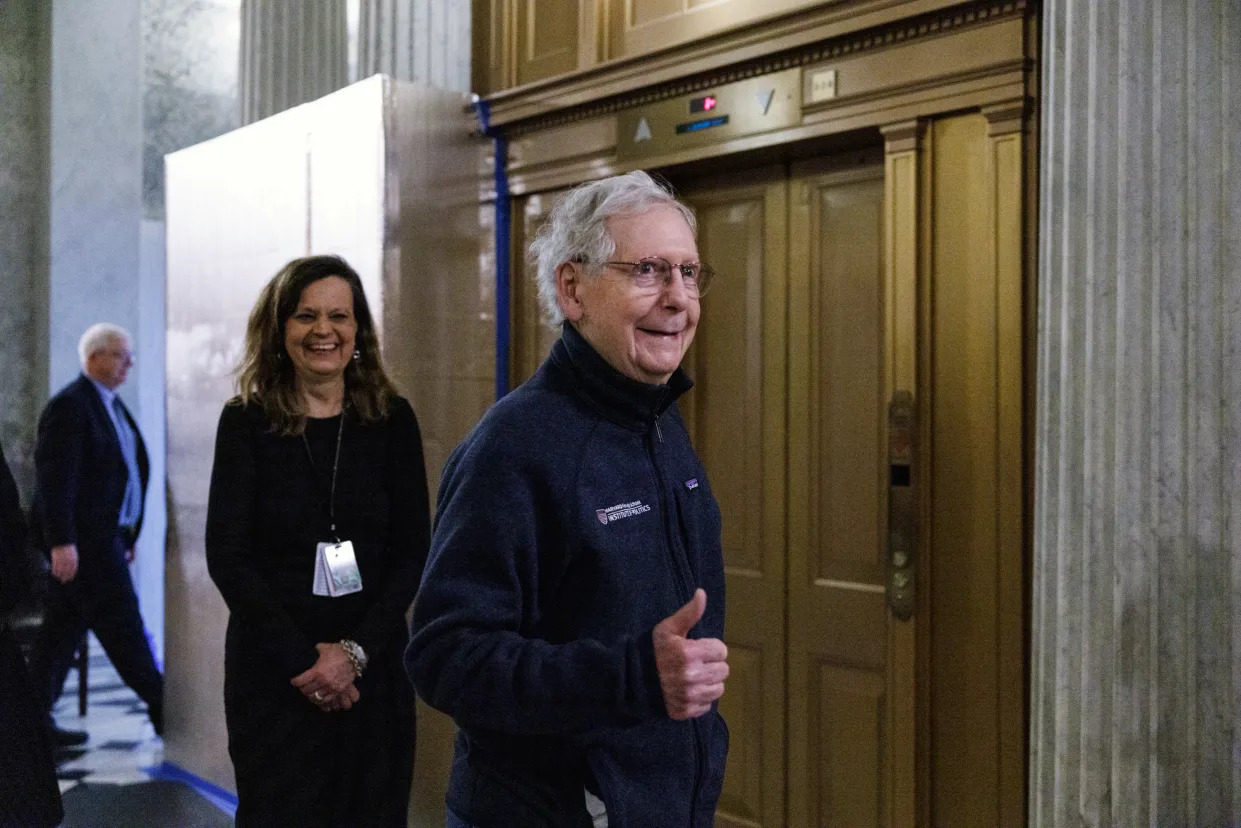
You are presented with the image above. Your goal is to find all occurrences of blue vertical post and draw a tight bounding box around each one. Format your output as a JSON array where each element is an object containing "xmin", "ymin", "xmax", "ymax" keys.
[{"xmin": 473, "ymin": 98, "xmax": 511, "ymax": 401}]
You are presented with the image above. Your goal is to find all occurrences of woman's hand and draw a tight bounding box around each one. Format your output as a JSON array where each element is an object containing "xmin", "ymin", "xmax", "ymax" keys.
[
  {"xmin": 290, "ymin": 643, "xmax": 361, "ymax": 711},
  {"xmin": 312, "ymin": 683, "xmax": 360, "ymax": 712}
]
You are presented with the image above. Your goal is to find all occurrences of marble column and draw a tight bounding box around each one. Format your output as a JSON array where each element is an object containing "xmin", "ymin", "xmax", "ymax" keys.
[
  {"xmin": 357, "ymin": 0, "xmax": 471, "ymax": 92},
  {"xmin": 1032, "ymin": 1, "xmax": 1241, "ymax": 826},
  {"xmin": 48, "ymin": 0, "xmax": 144, "ymax": 393},
  {"xmin": 239, "ymin": 0, "xmax": 348, "ymax": 124},
  {"xmin": 0, "ymin": 0, "xmax": 50, "ymax": 490}
]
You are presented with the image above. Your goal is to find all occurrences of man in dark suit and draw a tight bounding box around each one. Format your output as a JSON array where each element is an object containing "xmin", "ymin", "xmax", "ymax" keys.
[{"xmin": 29, "ymin": 323, "xmax": 164, "ymax": 745}]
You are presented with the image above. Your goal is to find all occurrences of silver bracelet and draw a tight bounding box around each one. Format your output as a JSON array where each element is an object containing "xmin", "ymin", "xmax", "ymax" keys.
[{"xmin": 339, "ymin": 639, "xmax": 368, "ymax": 677}]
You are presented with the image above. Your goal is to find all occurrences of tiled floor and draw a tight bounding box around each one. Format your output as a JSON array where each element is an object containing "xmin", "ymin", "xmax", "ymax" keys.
[
  {"xmin": 49, "ymin": 636, "xmax": 234, "ymax": 827},
  {"xmin": 52, "ymin": 642, "xmax": 163, "ymax": 793}
]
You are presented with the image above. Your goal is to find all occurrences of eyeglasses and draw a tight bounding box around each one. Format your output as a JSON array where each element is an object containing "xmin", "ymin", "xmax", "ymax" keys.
[
  {"xmin": 596, "ymin": 257, "xmax": 715, "ymax": 298},
  {"xmin": 102, "ymin": 350, "xmax": 134, "ymax": 365}
]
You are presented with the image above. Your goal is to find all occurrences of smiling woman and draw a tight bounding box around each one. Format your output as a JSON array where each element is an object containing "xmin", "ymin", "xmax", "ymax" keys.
[
  {"xmin": 235, "ymin": 255, "xmax": 393, "ymax": 434},
  {"xmin": 282, "ymin": 275, "xmax": 358, "ymax": 403},
  {"xmin": 204, "ymin": 254, "xmax": 431, "ymax": 826}
]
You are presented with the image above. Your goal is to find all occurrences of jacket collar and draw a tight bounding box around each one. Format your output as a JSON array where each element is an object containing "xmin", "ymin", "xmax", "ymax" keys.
[
  {"xmin": 85, "ymin": 373, "xmax": 118, "ymax": 407},
  {"xmin": 550, "ymin": 322, "xmax": 693, "ymax": 431},
  {"xmin": 74, "ymin": 373, "xmax": 116, "ymax": 421}
]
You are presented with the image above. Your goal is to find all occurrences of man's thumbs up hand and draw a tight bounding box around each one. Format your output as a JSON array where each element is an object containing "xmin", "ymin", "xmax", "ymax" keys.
[{"xmin": 653, "ymin": 589, "xmax": 729, "ymax": 720}]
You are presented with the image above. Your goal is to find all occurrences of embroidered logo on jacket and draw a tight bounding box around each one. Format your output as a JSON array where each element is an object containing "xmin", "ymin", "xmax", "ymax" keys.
[
  {"xmin": 685, "ymin": 478, "xmax": 699, "ymax": 490},
  {"xmin": 595, "ymin": 500, "xmax": 652, "ymax": 525}
]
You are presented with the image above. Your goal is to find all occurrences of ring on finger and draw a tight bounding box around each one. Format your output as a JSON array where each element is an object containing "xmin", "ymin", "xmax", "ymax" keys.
[{"xmin": 312, "ymin": 691, "xmax": 324, "ymax": 702}]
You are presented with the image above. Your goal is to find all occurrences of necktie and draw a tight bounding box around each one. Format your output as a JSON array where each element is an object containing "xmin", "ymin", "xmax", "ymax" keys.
[{"xmin": 111, "ymin": 397, "xmax": 143, "ymax": 529}]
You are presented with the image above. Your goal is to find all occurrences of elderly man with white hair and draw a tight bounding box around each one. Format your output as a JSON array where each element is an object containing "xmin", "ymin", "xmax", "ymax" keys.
[
  {"xmin": 28, "ymin": 323, "xmax": 164, "ymax": 746},
  {"xmin": 407, "ymin": 171, "xmax": 729, "ymax": 827}
]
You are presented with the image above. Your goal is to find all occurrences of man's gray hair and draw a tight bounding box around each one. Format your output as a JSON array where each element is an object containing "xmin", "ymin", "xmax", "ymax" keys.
[
  {"xmin": 529, "ymin": 170, "xmax": 697, "ymax": 327},
  {"xmin": 78, "ymin": 323, "xmax": 131, "ymax": 368}
]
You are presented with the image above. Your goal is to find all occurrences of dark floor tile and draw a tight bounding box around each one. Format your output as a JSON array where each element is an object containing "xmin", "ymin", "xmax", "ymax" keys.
[
  {"xmin": 86, "ymin": 681, "xmax": 127, "ymax": 693},
  {"xmin": 96, "ymin": 740, "xmax": 143, "ymax": 751}
]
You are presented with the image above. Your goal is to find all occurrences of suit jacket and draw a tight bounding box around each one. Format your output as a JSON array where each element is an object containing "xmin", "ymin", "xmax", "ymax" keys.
[{"xmin": 32, "ymin": 374, "xmax": 149, "ymax": 568}]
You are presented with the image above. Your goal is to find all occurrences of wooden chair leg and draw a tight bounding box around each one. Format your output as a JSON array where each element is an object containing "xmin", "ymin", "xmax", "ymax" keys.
[{"xmin": 77, "ymin": 633, "xmax": 88, "ymax": 716}]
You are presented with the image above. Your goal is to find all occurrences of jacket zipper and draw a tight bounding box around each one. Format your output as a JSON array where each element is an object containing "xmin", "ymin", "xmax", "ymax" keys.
[
  {"xmin": 645, "ymin": 413, "xmax": 704, "ymax": 826},
  {"xmin": 647, "ymin": 425, "xmax": 689, "ymax": 600}
]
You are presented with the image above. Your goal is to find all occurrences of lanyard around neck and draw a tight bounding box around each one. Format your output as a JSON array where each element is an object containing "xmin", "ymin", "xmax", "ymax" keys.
[{"xmin": 301, "ymin": 412, "xmax": 345, "ymax": 541}]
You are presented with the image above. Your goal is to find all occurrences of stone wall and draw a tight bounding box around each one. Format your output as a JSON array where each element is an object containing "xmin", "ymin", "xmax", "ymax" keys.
[{"xmin": 0, "ymin": 0, "xmax": 50, "ymax": 494}]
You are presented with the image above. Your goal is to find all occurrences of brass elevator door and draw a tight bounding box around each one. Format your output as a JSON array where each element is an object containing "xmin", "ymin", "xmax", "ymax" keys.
[
  {"xmin": 506, "ymin": 114, "xmax": 1030, "ymax": 825},
  {"xmin": 680, "ymin": 172, "xmax": 791, "ymax": 828},
  {"xmin": 680, "ymin": 156, "xmax": 912, "ymax": 828},
  {"xmin": 783, "ymin": 160, "xmax": 907, "ymax": 828},
  {"xmin": 506, "ymin": 154, "xmax": 916, "ymax": 827}
]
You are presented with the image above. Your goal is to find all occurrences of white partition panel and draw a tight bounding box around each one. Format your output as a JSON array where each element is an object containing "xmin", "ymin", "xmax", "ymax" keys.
[{"xmin": 164, "ymin": 76, "xmax": 489, "ymax": 823}]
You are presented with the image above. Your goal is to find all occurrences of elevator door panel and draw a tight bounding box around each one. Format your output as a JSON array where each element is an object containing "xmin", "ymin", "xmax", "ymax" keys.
[
  {"xmin": 510, "ymin": 190, "xmax": 565, "ymax": 386},
  {"xmin": 504, "ymin": 126, "xmax": 1027, "ymax": 824},
  {"xmin": 785, "ymin": 163, "xmax": 902, "ymax": 828},
  {"xmin": 509, "ymin": 157, "xmax": 917, "ymax": 827},
  {"xmin": 682, "ymin": 176, "xmax": 789, "ymax": 828}
]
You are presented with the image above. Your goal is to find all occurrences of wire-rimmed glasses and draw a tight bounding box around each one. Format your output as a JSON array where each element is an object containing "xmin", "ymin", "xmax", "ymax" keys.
[{"xmin": 596, "ymin": 257, "xmax": 715, "ymax": 298}]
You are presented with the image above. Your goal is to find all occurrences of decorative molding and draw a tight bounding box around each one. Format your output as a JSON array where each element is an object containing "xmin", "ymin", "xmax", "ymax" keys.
[
  {"xmin": 501, "ymin": 0, "xmax": 1029, "ymax": 137},
  {"xmin": 881, "ymin": 119, "xmax": 926, "ymax": 154},
  {"xmin": 982, "ymin": 99, "xmax": 1028, "ymax": 136}
]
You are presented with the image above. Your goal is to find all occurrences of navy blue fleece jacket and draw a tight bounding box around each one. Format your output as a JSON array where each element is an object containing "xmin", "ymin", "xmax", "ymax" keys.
[{"xmin": 406, "ymin": 323, "xmax": 728, "ymax": 827}]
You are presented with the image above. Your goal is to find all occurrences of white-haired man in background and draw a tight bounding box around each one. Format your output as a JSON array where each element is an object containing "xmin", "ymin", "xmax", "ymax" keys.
[{"xmin": 28, "ymin": 323, "xmax": 164, "ymax": 746}]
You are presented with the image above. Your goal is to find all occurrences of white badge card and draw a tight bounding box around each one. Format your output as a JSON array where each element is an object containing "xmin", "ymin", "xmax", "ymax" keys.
[
  {"xmin": 312, "ymin": 543, "xmax": 333, "ymax": 596},
  {"xmin": 324, "ymin": 540, "xmax": 363, "ymax": 597}
]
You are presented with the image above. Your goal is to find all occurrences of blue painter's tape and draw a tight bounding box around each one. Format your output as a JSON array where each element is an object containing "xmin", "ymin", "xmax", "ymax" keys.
[
  {"xmin": 473, "ymin": 97, "xmax": 512, "ymax": 401},
  {"xmin": 142, "ymin": 761, "xmax": 238, "ymax": 817}
]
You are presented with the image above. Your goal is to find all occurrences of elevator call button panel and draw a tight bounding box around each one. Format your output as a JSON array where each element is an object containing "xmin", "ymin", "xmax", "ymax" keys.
[{"xmin": 618, "ymin": 68, "xmax": 801, "ymax": 161}]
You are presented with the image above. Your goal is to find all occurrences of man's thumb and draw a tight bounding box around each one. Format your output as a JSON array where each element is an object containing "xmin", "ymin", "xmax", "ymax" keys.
[{"xmin": 662, "ymin": 588, "xmax": 707, "ymax": 637}]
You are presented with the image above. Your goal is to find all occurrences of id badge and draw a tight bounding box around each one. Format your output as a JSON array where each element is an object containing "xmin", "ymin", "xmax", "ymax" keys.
[
  {"xmin": 312, "ymin": 541, "xmax": 363, "ymax": 597},
  {"xmin": 324, "ymin": 540, "xmax": 363, "ymax": 596},
  {"xmin": 312, "ymin": 543, "xmax": 331, "ymax": 596}
]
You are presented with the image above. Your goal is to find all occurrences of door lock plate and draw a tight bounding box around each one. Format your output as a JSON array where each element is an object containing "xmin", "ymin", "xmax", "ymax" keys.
[{"xmin": 887, "ymin": 391, "xmax": 916, "ymax": 621}]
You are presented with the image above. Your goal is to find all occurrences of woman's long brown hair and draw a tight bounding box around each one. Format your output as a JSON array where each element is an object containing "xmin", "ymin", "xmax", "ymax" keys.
[{"xmin": 235, "ymin": 255, "xmax": 398, "ymax": 434}]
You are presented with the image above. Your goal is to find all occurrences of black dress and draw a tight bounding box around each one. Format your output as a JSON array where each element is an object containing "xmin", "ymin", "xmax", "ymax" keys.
[
  {"xmin": 0, "ymin": 443, "xmax": 63, "ymax": 828},
  {"xmin": 206, "ymin": 397, "xmax": 430, "ymax": 827}
]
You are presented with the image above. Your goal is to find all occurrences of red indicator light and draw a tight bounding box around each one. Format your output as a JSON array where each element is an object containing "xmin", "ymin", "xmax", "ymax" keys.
[{"xmin": 689, "ymin": 95, "xmax": 719, "ymax": 114}]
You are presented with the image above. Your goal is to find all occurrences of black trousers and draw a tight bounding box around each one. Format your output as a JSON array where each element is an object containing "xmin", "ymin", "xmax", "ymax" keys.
[
  {"xmin": 28, "ymin": 534, "xmax": 164, "ymax": 731},
  {"xmin": 0, "ymin": 626, "xmax": 63, "ymax": 827}
]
